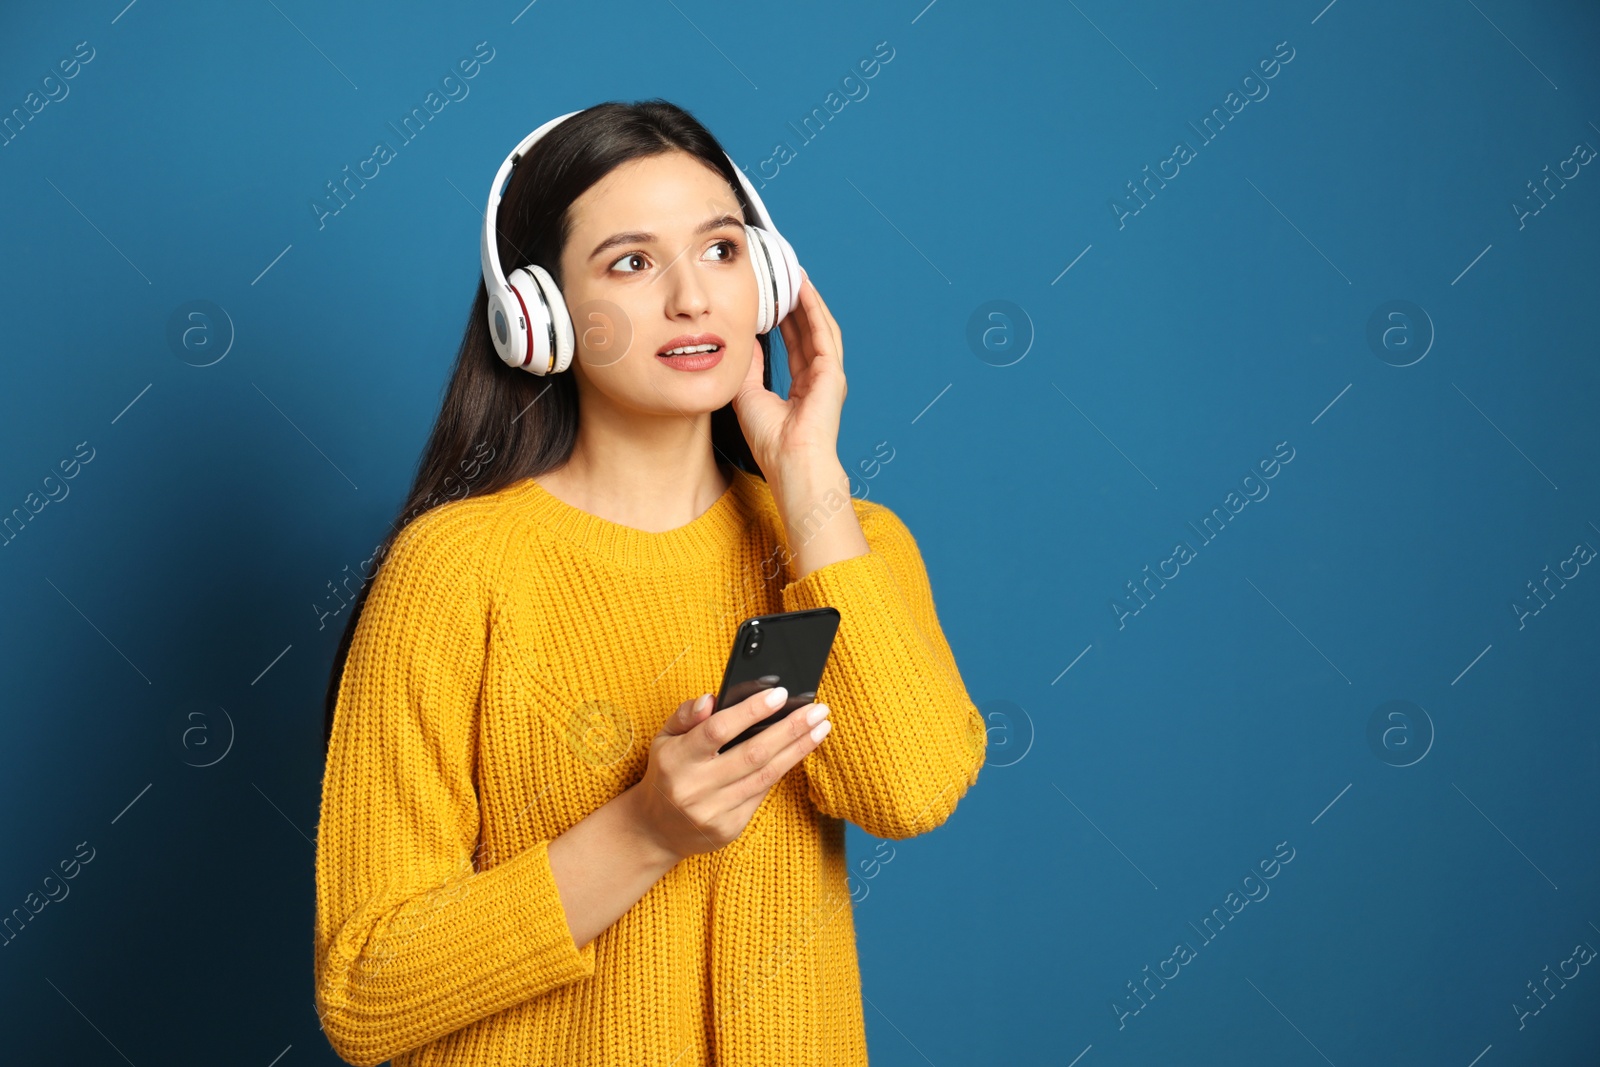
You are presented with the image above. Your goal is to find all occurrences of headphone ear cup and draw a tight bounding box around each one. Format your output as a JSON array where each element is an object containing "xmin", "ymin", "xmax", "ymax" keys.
[
  {"xmin": 527, "ymin": 265, "xmax": 575, "ymax": 373},
  {"xmin": 745, "ymin": 224, "xmax": 776, "ymax": 334},
  {"xmin": 760, "ymin": 226, "xmax": 804, "ymax": 327},
  {"xmin": 504, "ymin": 266, "xmax": 552, "ymax": 373},
  {"xmin": 520, "ymin": 264, "xmax": 575, "ymax": 374}
]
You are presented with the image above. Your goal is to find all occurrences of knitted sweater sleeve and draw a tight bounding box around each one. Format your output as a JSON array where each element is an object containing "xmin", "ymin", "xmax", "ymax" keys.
[
  {"xmin": 313, "ymin": 505, "xmax": 595, "ymax": 1067},
  {"xmin": 781, "ymin": 499, "xmax": 987, "ymax": 840}
]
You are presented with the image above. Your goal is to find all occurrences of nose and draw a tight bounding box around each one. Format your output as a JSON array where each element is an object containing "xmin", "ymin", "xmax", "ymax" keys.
[{"xmin": 660, "ymin": 249, "xmax": 711, "ymax": 319}]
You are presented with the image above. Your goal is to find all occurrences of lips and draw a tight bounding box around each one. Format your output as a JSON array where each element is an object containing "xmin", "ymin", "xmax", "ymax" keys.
[{"xmin": 656, "ymin": 333, "xmax": 726, "ymax": 357}]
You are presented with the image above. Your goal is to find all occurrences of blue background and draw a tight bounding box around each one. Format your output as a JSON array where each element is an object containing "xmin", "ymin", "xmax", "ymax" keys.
[{"xmin": 3, "ymin": 0, "xmax": 1598, "ymax": 1063}]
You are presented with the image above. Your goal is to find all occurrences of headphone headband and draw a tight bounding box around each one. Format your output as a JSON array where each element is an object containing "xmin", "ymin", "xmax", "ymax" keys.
[{"xmin": 480, "ymin": 110, "xmax": 578, "ymax": 308}]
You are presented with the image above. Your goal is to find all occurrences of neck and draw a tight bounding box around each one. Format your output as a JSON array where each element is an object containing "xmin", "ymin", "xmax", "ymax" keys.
[{"xmin": 536, "ymin": 407, "xmax": 733, "ymax": 534}]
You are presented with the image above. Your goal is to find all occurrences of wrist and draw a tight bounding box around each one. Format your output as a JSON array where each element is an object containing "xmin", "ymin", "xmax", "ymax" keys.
[
  {"xmin": 770, "ymin": 459, "xmax": 867, "ymax": 581},
  {"xmin": 618, "ymin": 782, "xmax": 686, "ymax": 870},
  {"xmin": 774, "ymin": 456, "xmax": 847, "ymax": 492},
  {"xmin": 772, "ymin": 459, "xmax": 850, "ymax": 521}
]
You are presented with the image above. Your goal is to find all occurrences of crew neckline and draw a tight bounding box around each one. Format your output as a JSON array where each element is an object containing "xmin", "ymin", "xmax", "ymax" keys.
[{"xmin": 509, "ymin": 465, "xmax": 762, "ymax": 568}]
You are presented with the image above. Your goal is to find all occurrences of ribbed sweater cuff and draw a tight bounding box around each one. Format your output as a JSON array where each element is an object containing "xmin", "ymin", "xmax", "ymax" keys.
[{"xmin": 320, "ymin": 839, "xmax": 595, "ymax": 1064}]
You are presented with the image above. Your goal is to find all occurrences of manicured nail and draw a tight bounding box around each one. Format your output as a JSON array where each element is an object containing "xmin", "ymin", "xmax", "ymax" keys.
[
  {"xmin": 806, "ymin": 703, "xmax": 830, "ymax": 726},
  {"xmin": 764, "ymin": 686, "xmax": 788, "ymax": 709},
  {"xmin": 810, "ymin": 718, "xmax": 832, "ymax": 742},
  {"xmin": 699, "ymin": 694, "xmax": 712, "ymax": 714}
]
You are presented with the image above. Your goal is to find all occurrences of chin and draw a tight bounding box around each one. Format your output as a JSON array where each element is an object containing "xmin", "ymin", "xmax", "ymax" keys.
[{"xmin": 637, "ymin": 371, "xmax": 737, "ymax": 409}]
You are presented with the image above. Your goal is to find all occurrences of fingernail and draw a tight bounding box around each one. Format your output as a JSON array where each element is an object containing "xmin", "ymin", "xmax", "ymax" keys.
[
  {"xmin": 806, "ymin": 703, "xmax": 830, "ymax": 726},
  {"xmin": 764, "ymin": 686, "xmax": 788, "ymax": 709},
  {"xmin": 699, "ymin": 694, "xmax": 712, "ymax": 713},
  {"xmin": 810, "ymin": 718, "xmax": 832, "ymax": 742}
]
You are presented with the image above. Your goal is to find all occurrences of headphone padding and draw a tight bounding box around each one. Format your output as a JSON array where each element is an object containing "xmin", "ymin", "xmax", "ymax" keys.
[
  {"xmin": 765, "ymin": 226, "xmax": 804, "ymax": 325},
  {"xmin": 746, "ymin": 225, "xmax": 776, "ymax": 334},
  {"xmin": 505, "ymin": 267, "xmax": 549, "ymax": 371},
  {"xmin": 527, "ymin": 264, "xmax": 575, "ymax": 374}
]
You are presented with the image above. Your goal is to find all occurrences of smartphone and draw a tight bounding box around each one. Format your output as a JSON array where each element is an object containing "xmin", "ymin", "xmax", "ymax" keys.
[{"xmin": 713, "ymin": 607, "xmax": 841, "ymax": 754}]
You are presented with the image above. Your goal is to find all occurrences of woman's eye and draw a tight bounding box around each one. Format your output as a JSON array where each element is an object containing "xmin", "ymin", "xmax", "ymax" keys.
[
  {"xmin": 703, "ymin": 239, "xmax": 738, "ymax": 262},
  {"xmin": 609, "ymin": 252, "xmax": 648, "ymax": 274}
]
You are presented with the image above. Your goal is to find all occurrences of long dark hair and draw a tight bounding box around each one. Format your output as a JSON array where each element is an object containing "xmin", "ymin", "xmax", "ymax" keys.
[{"xmin": 322, "ymin": 99, "xmax": 774, "ymax": 752}]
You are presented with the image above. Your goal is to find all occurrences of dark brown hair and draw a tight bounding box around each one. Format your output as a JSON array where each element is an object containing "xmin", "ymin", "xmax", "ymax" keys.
[{"xmin": 322, "ymin": 99, "xmax": 774, "ymax": 751}]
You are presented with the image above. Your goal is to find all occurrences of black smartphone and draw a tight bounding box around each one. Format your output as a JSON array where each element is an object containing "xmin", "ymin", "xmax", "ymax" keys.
[{"xmin": 713, "ymin": 607, "xmax": 841, "ymax": 754}]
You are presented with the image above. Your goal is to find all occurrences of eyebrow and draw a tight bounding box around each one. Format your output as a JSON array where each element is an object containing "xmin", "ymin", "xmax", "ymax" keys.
[{"xmin": 587, "ymin": 213, "xmax": 745, "ymax": 262}]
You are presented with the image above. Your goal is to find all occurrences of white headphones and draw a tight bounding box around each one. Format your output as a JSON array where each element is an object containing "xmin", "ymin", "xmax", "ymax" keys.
[{"xmin": 480, "ymin": 108, "xmax": 805, "ymax": 375}]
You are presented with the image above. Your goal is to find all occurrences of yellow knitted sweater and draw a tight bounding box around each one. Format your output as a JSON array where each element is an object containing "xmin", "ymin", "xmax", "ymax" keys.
[{"xmin": 313, "ymin": 466, "xmax": 986, "ymax": 1066}]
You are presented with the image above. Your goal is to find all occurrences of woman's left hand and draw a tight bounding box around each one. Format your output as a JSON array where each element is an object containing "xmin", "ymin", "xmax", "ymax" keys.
[{"xmin": 731, "ymin": 272, "xmax": 846, "ymax": 476}]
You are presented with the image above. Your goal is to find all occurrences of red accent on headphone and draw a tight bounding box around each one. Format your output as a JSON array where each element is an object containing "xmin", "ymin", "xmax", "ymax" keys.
[{"xmin": 509, "ymin": 283, "xmax": 535, "ymax": 369}]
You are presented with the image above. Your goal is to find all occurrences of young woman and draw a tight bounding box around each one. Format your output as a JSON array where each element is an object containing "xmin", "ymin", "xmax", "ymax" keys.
[{"xmin": 313, "ymin": 99, "xmax": 985, "ymax": 1067}]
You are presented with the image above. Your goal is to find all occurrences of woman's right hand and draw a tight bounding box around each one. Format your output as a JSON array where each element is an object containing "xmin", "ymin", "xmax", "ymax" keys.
[{"xmin": 630, "ymin": 686, "xmax": 832, "ymax": 861}]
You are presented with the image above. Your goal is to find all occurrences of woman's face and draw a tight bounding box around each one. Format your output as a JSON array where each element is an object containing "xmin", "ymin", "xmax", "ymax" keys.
[{"xmin": 556, "ymin": 149, "xmax": 759, "ymax": 416}]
